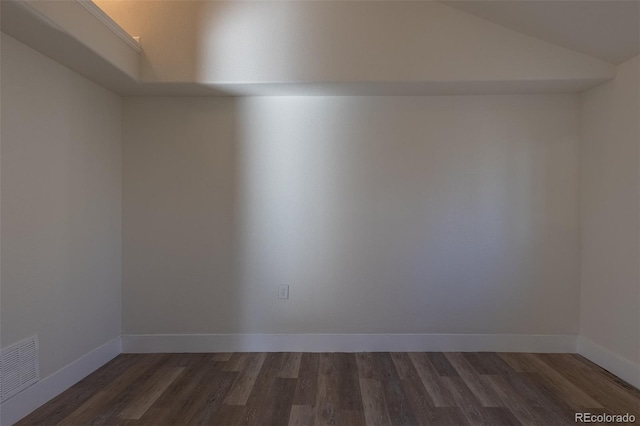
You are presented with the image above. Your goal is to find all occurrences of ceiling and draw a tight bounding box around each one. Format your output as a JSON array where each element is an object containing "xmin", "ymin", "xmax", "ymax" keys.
[
  {"xmin": 440, "ymin": 0, "xmax": 640, "ymax": 65},
  {"xmin": 2, "ymin": 0, "xmax": 631, "ymax": 96}
]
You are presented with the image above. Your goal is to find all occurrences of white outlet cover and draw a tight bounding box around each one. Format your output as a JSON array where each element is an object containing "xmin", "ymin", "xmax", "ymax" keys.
[{"xmin": 278, "ymin": 285, "xmax": 289, "ymax": 300}]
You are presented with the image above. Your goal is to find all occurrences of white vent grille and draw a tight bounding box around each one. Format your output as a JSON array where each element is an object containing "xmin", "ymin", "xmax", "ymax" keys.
[{"xmin": 1, "ymin": 336, "xmax": 39, "ymax": 402}]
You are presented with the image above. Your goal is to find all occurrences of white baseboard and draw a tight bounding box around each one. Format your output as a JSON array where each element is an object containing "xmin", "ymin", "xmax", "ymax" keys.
[
  {"xmin": 122, "ymin": 333, "xmax": 577, "ymax": 354},
  {"xmin": 0, "ymin": 337, "xmax": 121, "ymax": 426},
  {"xmin": 577, "ymin": 336, "xmax": 640, "ymax": 389}
]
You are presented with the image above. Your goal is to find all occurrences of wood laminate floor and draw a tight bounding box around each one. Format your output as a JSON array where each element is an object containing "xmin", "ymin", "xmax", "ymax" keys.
[{"xmin": 17, "ymin": 352, "xmax": 640, "ymax": 426}]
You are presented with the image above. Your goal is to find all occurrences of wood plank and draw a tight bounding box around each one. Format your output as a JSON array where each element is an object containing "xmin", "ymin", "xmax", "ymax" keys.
[
  {"xmin": 292, "ymin": 353, "xmax": 319, "ymax": 405},
  {"xmin": 443, "ymin": 376, "xmax": 531, "ymax": 425},
  {"xmin": 503, "ymin": 353, "xmax": 603, "ymax": 411},
  {"xmin": 444, "ymin": 352, "xmax": 503, "ymax": 407},
  {"xmin": 501, "ymin": 352, "xmax": 602, "ymax": 416},
  {"xmin": 214, "ymin": 352, "xmax": 233, "ymax": 362},
  {"xmin": 255, "ymin": 377, "xmax": 297, "ymax": 426},
  {"xmin": 57, "ymin": 355, "xmax": 169, "ymax": 426},
  {"xmin": 14, "ymin": 385, "xmax": 96, "ymax": 426},
  {"xmin": 314, "ymin": 353, "xmax": 340, "ymax": 426},
  {"xmin": 390, "ymin": 352, "xmax": 435, "ymax": 425},
  {"xmin": 312, "ymin": 353, "xmax": 366, "ymax": 425},
  {"xmin": 224, "ymin": 353, "xmax": 267, "ymax": 405},
  {"xmin": 463, "ymin": 353, "xmax": 495, "ymax": 375},
  {"xmin": 390, "ymin": 352, "xmax": 413, "ymax": 379},
  {"xmin": 55, "ymin": 390, "xmax": 109, "ymax": 426},
  {"xmin": 427, "ymin": 353, "xmax": 459, "ymax": 377},
  {"xmin": 356, "ymin": 352, "xmax": 380, "ymax": 380},
  {"xmin": 120, "ymin": 367, "xmax": 184, "ymax": 419},
  {"xmin": 288, "ymin": 405, "xmax": 314, "ymax": 426},
  {"xmin": 441, "ymin": 376, "xmax": 491, "ymax": 425},
  {"xmin": 463, "ymin": 352, "xmax": 515, "ymax": 375},
  {"xmin": 483, "ymin": 375, "xmax": 564, "ymax": 426},
  {"xmin": 484, "ymin": 374, "xmax": 551, "ymax": 426},
  {"xmin": 375, "ymin": 353, "xmax": 418, "ymax": 426},
  {"xmin": 337, "ymin": 353, "xmax": 364, "ymax": 412},
  {"xmin": 94, "ymin": 361, "xmax": 179, "ymax": 426},
  {"xmin": 340, "ymin": 409, "xmax": 367, "ymax": 426},
  {"xmin": 208, "ymin": 404, "xmax": 247, "ymax": 426},
  {"xmin": 223, "ymin": 352, "xmax": 248, "ymax": 372},
  {"xmin": 20, "ymin": 356, "xmax": 138, "ymax": 426},
  {"xmin": 530, "ymin": 407, "xmax": 575, "ymax": 426},
  {"xmin": 242, "ymin": 353, "xmax": 293, "ymax": 426},
  {"xmin": 162, "ymin": 353, "xmax": 209, "ymax": 368},
  {"xmin": 408, "ymin": 352, "xmax": 454, "ymax": 407},
  {"xmin": 131, "ymin": 407, "xmax": 171, "ymax": 426},
  {"xmin": 504, "ymin": 372, "xmax": 573, "ymax": 416},
  {"xmin": 571, "ymin": 354, "xmax": 640, "ymax": 397},
  {"xmin": 539, "ymin": 353, "xmax": 640, "ymax": 414},
  {"xmin": 278, "ymin": 352, "xmax": 302, "ymax": 378},
  {"xmin": 461, "ymin": 407, "xmax": 522, "ymax": 426},
  {"xmin": 424, "ymin": 407, "xmax": 470, "ymax": 426},
  {"xmin": 75, "ymin": 354, "xmax": 139, "ymax": 391},
  {"xmin": 497, "ymin": 353, "xmax": 530, "ymax": 373},
  {"xmin": 359, "ymin": 379, "xmax": 391, "ymax": 426},
  {"xmin": 146, "ymin": 353, "xmax": 215, "ymax": 410},
  {"xmin": 174, "ymin": 370, "xmax": 238, "ymax": 425}
]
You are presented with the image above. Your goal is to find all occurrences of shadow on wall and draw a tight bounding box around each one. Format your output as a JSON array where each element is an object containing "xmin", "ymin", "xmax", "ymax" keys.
[
  {"xmin": 122, "ymin": 95, "xmax": 580, "ymax": 336},
  {"xmin": 122, "ymin": 98, "xmax": 243, "ymax": 334}
]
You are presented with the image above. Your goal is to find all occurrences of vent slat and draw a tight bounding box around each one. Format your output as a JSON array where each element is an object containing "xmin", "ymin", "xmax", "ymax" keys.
[
  {"xmin": 1, "ymin": 371, "xmax": 21, "ymax": 399},
  {"xmin": 0, "ymin": 336, "xmax": 39, "ymax": 402},
  {"xmin": 1, "ymin": 348, "xmax": 20, "ymax": 367}
]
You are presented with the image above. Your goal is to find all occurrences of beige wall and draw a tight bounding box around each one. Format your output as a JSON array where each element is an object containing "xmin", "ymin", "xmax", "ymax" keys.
[
  {"xmin": 123, "ymin": 95, "xmax": 580, "ymax": 335},
  {"xmin": 579, "ymin": 57, "xmax": 640, "ymax": 365},
  {"xmin": 0, "ymin": 34, "xmax": 122, "ymax": 378}
]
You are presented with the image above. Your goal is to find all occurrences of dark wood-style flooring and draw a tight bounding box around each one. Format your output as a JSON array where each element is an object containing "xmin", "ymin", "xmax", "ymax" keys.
[{"xmin": 17, "ymin": 352, "xmax": 640, "ymax": 426}]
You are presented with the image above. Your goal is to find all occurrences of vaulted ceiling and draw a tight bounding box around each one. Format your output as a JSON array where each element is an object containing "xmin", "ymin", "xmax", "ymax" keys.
[
  {"xmin": 2, "ymin": 0, "xmax": 637, "ymax": 96},
  {"xmin": 441, "ymin": 0, "xmax": 640, "ymax": 65}
]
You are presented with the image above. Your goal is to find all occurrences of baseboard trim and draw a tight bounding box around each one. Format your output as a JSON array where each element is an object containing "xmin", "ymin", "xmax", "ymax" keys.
[
  {"xmin": 122, "ymin": 333, "xmax": 577, "ymax": 354},
  {"xmin": 577, "ymin": 336, "xmax": 640, "ymax": 389},
  {"xmin": 0, "ymin": 337, "xmax": 121, "ymax": 426}
]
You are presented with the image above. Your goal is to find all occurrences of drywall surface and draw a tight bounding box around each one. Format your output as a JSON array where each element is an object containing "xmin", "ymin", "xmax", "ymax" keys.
[
  {"xmin": 0, "ymin": 34, "xmax": 122, "ymax": 378},
  {"xmin": 123, "ymin": 95, "xmax": 580, "ymax": 335},
  {"xmin": 580, "ymin": 56, "xmax": 640, "ymax": 365},
  {"xmin": 0, "ymin": 0, "xmax": 140, "ymax": 95},
  {"xmin": 94, "ymin": 0, "xmax": 612, "ymax": 91},
  {"xmin": 1, "ymin": 0, "xmax": 139, "ymax": 80}
]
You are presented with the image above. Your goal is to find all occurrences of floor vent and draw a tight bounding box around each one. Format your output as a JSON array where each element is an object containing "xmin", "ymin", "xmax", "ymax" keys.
[{"xmin": 0, "ymin": 335, "xmax": 39, "ymax": 402}]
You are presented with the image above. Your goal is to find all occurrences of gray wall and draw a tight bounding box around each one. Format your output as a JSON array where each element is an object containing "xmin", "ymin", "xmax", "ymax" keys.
[
  {"xmin": 580, "ymin": 56, "xmax": 640, "ymax": 366},
  {"xmin": 122, "ymin": 95, "xmax": 580, "ymax": 335},
  {"xmin": 1, "ymin": 34, "xmax": 122, "ymax": 378}
]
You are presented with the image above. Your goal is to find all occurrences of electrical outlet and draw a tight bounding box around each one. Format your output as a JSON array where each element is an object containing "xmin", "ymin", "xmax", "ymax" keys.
[{"xmin": 278, "ymin": 285, "xmax": 289, "ymax": 300}]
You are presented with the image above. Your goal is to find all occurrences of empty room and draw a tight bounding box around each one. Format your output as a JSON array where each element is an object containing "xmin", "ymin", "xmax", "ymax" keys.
[{"xmin": 1, "ymin": 0, "xmax": 639, "ymax": 425}]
